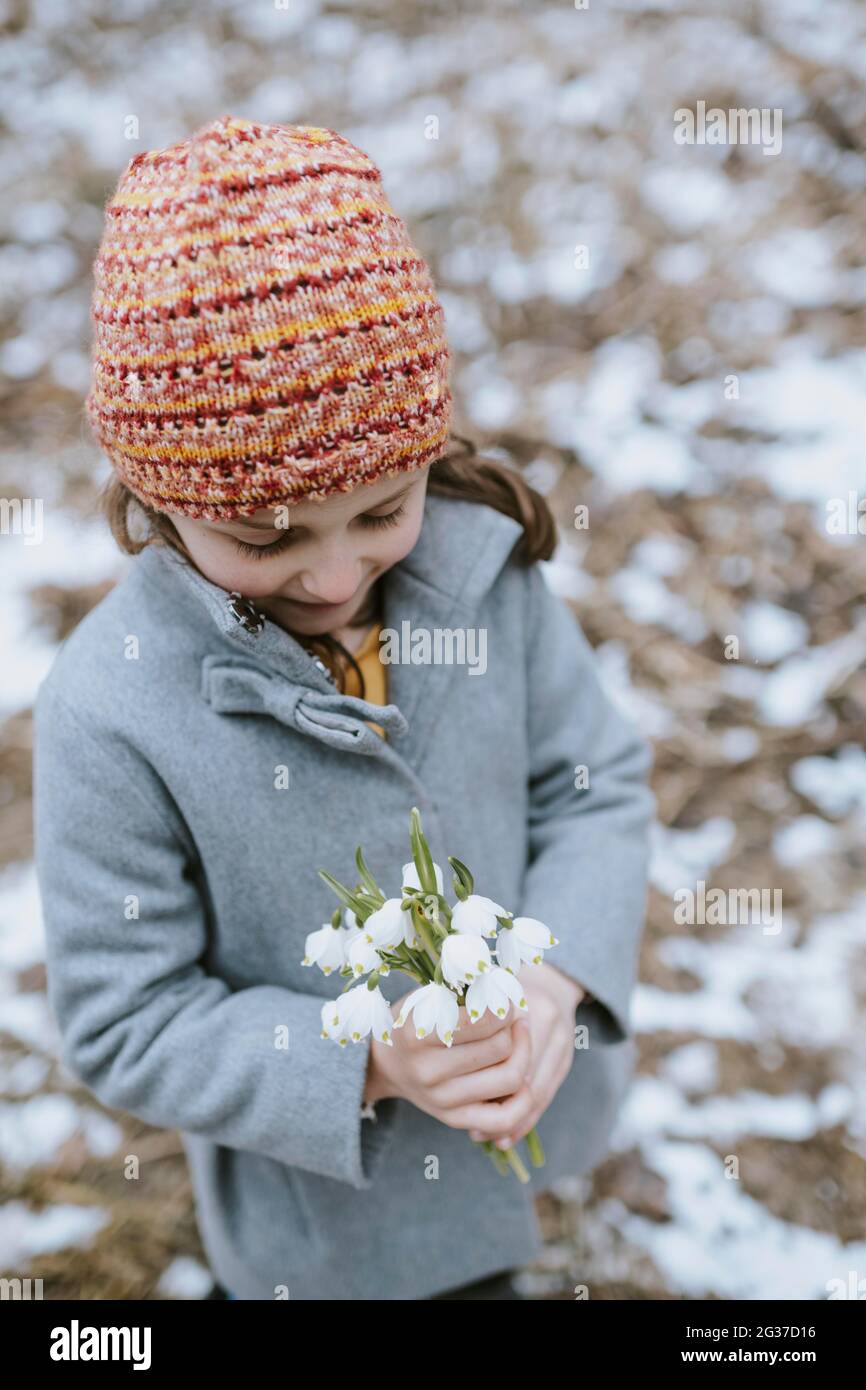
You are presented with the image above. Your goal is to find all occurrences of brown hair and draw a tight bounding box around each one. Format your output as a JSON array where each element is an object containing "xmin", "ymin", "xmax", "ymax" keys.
[{"xmin": 96, "ymin": 434, "xmax": 557, "ymax": 696}]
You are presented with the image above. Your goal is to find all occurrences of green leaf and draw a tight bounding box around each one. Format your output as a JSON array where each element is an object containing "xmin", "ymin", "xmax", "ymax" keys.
[
  {"xmin": 448, "ymin": 855, "xmax": 475, "ymax": 897},
  {"xmin": 409, "ymin": 806, "xmax": 437, "ymax": 895},
  {"xmin": 317, "ymin": 868, "xmax": 368, "ymax": 920},
  {"xmin": 354, "ymin": 845, "xmax": 384, "ymax": 901}
]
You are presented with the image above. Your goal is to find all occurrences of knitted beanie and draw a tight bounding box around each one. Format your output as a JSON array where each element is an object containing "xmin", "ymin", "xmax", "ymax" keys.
[{"xmin": 85, "ymin": 115, "xmax": 453, "ymax": 521}]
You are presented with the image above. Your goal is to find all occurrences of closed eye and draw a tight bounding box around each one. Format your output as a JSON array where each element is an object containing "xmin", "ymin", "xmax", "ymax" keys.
[{"xmin": 231, "ymin": 501, "xmax": 407, "ymax": 559}]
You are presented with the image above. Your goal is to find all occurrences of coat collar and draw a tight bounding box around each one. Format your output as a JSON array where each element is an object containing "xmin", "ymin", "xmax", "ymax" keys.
[{"xmin": 140, "ymin": 489, "xmax": 524, "ymax": 763}]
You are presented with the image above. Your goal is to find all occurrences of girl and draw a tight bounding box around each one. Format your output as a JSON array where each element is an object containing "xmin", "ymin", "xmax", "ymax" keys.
[{"xmin": 32, "ymin": 116, "xmax": 653, "ymax": 1301}]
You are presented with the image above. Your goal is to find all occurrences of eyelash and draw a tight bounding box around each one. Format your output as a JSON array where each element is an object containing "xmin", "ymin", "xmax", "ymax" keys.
[{"xmin": 231, "ymin": 502, "xmax": 407, "ymax": 559}]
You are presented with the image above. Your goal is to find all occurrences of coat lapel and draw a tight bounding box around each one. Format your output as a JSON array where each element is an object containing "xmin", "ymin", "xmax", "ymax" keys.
[
  {"xmin": 144, "ymin": 490, "xmax": 524, "ymax": 768},
  {"xmin": 378, "ymin": 495, "xmax": 524, "ymax": 763}
]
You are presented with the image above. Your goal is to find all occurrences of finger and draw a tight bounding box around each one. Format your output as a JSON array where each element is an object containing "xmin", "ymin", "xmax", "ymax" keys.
[
  {"xmin": 451, "ymin": 1003, "xmax": 516, "ymax": 1043},
  {"xmin": 420, "ymin": 1023, "xmax": 516, "ymax": 1083},
  {"xmin": 394, "ymin": 1010, "xmax": 467, "ymax": 1049},
  {"xmin": 475, "ymin": 1022, "xmax": 532, "ymax": 1101},
  {"xmin": 395, "ymin": 999, "xmax": 514, "ymax": 1049},
  {"xmin": 497, "ymin": 1034, "xmax": 573, "ymax": 1145},
  {"xmin": 448, "ymin": 1081, "xmax": 537, "ymax": 1141},
  {"xmin": 467, "ymin": 1023, "xmax": 536, "ymax": 1139},
  {"xmin": 431, "ymin": 1022, "xmax": 532, "ymax": 1109},
  {"xmin": 520, "ymin": 998, "xmax": 557, "ymax": 1051}
]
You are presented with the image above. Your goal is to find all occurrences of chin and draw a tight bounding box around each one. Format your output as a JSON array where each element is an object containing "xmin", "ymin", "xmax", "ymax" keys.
[
  {"xmin": 265, "ymin": 597, "xmax": 343, "ymax": 633},
  {"xmin": 293, "ymin": 611, "xmax": 341, "ymax": 631}
]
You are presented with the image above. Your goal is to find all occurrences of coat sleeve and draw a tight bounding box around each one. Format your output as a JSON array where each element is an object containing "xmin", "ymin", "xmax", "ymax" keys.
[
  {"xmin": 31, "ymin": 683, "xmax": 398, "ymax": 1189},
  {"xmin": 518, "ymin": 562, "xmax": 655, "ymax": 1045}
]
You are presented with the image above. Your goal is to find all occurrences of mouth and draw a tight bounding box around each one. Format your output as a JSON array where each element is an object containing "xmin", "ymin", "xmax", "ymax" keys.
[{"xmin": 287, "ymin": 595, "xmax": 349, "ymax": 611}]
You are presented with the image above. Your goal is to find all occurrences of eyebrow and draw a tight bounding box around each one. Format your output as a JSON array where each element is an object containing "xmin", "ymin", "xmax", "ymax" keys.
[{"xmin": 224, "ymin": 481, "xmax": 415, "ymax": 533}]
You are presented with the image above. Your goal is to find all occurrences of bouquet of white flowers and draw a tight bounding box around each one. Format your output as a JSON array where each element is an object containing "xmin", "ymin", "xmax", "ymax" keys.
[{"xmin": 301, "ymin": 807, "xmax": 559, "ymax": 1181}]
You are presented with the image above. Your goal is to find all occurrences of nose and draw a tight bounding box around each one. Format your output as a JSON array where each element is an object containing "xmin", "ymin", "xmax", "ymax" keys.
[{"xmin": 296, "ymin": 558, "xmax": 365, "ymax": 606}]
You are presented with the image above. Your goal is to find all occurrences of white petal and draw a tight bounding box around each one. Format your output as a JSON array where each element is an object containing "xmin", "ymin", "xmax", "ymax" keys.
[
  {"xmin": 320, "ymin": 996, "xmax": 343, "ymax": 1039},
  {"xmin": 464, "ymin": 974, "xmax": 494, "ymax": 1022},
  {"xmin": 511, "ymin": 916, "xmax": 558, "ymax": 949},
  {"xmin": 302, "ymin": 923, "xmax": 345, "ymax": 970},
  {"xmin": 347, "ymin": 932, "xmax": 380, "ymax": 977},
  {"xmin": 394, "ymin": 986, "xmax": 425, "ymax": 1028},
  {"xmin": 435, "ymin": 988, "xmax": 460, "ymax": 1046},
  {"xmin": 402, "ymin": 860, "xmax": 444, "ymax": 894},
  {"xmin": 450, "ymin": 895, "xmax": 503, "ymax": 938},
  {"xmin": 340, "ymin": 984, "xmax": 374, "ymax": 1043},
  {"xmin": 370, "ymin": 988, "xmax": 395, "ymax": 1045},
  {"xmin": 364, "ymin": 897, "xmax": 407, "ymax": 949},
  {"xmin": 412, "ymin": 986, "xmax": 439, "ymax": 1040},
  {"xmin": 490, "ymin": 965, "xmax": 529, "ymax": 1012},
  {"xmin": 441, "ymin": 932, "xmax": 492, "ymax": 986},
  {"xmin": 494, "ymin": 927, "xmax": 522, "ymax": 974}
]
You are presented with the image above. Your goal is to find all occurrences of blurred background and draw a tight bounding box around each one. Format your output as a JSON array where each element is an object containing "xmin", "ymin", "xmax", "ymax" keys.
[{"xmin": 1, "ymin": 0, "xmax": 865, "ymax": 1299}]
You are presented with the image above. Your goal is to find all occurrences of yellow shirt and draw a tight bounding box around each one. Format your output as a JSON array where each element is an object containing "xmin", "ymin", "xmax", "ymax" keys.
[{"xmin": 342, "ymin": 622, "xmax": 387, "ymax": 739}]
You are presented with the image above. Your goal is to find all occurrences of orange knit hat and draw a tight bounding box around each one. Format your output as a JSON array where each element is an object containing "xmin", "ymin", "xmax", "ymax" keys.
[{"xmin": 85, "ymin": 115, "xmax": 452, "ymax": 521}]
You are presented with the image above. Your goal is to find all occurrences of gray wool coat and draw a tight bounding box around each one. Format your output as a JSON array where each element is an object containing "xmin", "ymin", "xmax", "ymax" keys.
[{"xmin": 32, "ymin": 489, "xmax": 654, "ymax": 1301}]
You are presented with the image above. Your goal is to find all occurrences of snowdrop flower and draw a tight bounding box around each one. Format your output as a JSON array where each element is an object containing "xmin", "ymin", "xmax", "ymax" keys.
[
  {"xmin": 347, "ymin": 930, "xmax": 390, "ymax": 978},
  {"xmin": 302, "ymin": 922, "xmax": 350, "ymax": 976},
  {"xmin": 365, "ymin": 896, "xmax": 420, "ymax": 952},
  {"xmin": 441, "ymin": 931, "xmax": 492, "ymax": 988},
  {"xmin": 394, "ymin": 982, "xmax": 459, "ymax": 1046},
  {"xmin": 495, "ymin": 916, "xmax": 559, "ymax": 972},
  {"xmin": 321, "ymin": 983, "xmax": 394, "ymax": 1045},
  {"xmin": 343, "ymin": 982, "xmax": 395, "ymax": 1044},
  {"xmin": 465, "ymin": 965, "xmax": 529, "ymax": 1022},
  {"xmin": 402, "ymin": 860, "xmax": 444, "ymax": 894},
  {"xmin": 343, "ymin": 907, "xmax": 364, "ymax": 945},
  {"xmin": 451, "ymin": 894, "xmax": 510, "ymax": 938},
  {"xmin": 320, "ymin": 996, "xmax": 346, "ymax": 1042}
]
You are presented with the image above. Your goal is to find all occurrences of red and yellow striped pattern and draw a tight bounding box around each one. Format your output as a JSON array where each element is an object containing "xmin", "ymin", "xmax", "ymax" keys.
[{"xmin": 85, "ymin": 115, "xmax": 453, "ymax": 520}]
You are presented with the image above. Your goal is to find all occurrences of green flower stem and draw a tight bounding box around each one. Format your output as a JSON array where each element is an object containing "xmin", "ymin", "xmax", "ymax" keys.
[
  {"xmin": 422, "ymin": 893, "xmax": 452, "ymax": 936},
  {"xmin": 387, "ymin": 940, "xmax": 433, "ymax": 984},
  {"xmin": 425, "ymin": 913, "xmax": 449, "ymax": 941},
  {"xmin": 477, "ymin": 1139, "xmax": 510, "ymax": 1177},
  {"xmin": 501, "ymin": 1145, "xmax": 531, "ymax": 1183},
  {"xmin": 476, "ymin": 1139, "xmax": 530, "ymax": 1182},
  {"xmin": 411, "ymin": 902, "xmax": 440, "ymax": 969},
  {"xmin": 525, "ymin": 1127, "xmax": 545, "ymax": 1167},
  {"xmin": 435, "ymin": 895, "xmax": 454, "ymax": 927}
]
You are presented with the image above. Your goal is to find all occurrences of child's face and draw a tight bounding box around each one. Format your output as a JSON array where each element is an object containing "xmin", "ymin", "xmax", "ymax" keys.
[{"xmin": 169, "ymin": 464, "xmax": 431, "ymax": 635}]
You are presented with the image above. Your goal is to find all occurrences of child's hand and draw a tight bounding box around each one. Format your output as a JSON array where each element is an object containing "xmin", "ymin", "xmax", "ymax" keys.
[
  {"xmin": 467, "ymin": 963, "xmax": 586, "ymax": 1149},
  {"xmin": 364, "ymin": 988, "xmax": 534, "ymax": 1137}
]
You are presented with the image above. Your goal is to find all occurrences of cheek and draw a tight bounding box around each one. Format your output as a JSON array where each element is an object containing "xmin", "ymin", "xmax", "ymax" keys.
[{"xmin": 376, "ymin": 512, "xmax": 425, "ymax": 567}]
